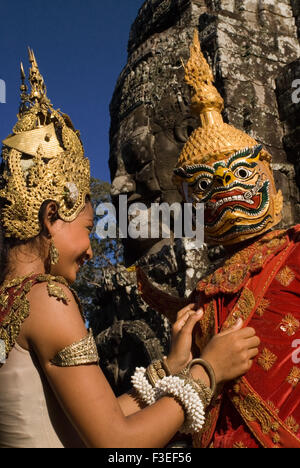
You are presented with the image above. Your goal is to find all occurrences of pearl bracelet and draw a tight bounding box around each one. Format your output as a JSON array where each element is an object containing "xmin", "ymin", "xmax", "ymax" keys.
[
  {"xmin": 155, "ymin": 375, "xmax": 206, "ymax": 434},
  {"xmin": 131, "ymin": 367, "xmax": 156, "ymax": 405},
  {"xmin": 131, "ymin": 368, "xmax": 206, "ymax": 434}
]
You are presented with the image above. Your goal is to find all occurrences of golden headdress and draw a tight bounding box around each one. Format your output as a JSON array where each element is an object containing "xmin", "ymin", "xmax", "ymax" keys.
[
  {"xmin": 175, "ymin": 31, "xmax": 271, "ymax": 169},
  {"xmin": 0, "ymin": 49, "xmax": 90, "ymax": 240}
]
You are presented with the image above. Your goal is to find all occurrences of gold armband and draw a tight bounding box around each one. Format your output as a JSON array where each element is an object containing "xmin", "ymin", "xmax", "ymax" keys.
[{"xmin": 50, "ymin": 329, "xmax": 100, "ymax": 367}]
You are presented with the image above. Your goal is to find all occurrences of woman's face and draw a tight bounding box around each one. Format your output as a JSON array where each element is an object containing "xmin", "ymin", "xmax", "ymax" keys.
[{"xmin": 49, "ymin": 202, "xmax": 94, "ymax": 284}]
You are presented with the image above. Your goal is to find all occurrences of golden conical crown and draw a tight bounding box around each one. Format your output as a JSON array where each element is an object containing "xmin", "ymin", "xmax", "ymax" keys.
[
  {"xmin": 0, "ymin": 49, "xmax": 90, "ymax": 240},
  {"xmin": 175, "ymin": 31, "xmax": 271, "ymax": 168}
]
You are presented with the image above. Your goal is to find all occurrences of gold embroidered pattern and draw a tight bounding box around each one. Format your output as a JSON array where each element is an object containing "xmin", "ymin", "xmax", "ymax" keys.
[
  {"xmin": 0, "ymin": 293, "xmax": 8, "ymax": 309},
  {"xmin": 225, "ymin": 288, "xmax": 256, "ymax": 329},
  {"xmin": 233, "ymin": 441, "xmax": 247, "ymax": 448},
  {"xmin": 286, "ymin": 367, "xmax": 300, "ymax": 388},
  {"xmin": 256, "ymin": 298, "xmax": 270, "ymax": 317},
  {"xmin": 276, "ymin": 266, "xmax": 295, "ymax": 287},
  {"xmin": 279, "ymin": 314, "xmax": 300, "ymax": 337},
  {"xmin": 232, "ymin": 394, "xmax": 272, "ymax": 435},
  {"xmin": 266, "ymin": 401, "xmax": 279, "ymax": 414},
  {"xmin": 257, "ymin": 348, "xmax": 278, "ymax": 372},
  {"xmin": 285, "ymin": 416, "xmax": 299, "ymax": 434},
  {"xmin": 231, "ymin": 386, "xmax": 283, "ymax": 447},
  {"xmin": 236, "ymin": 288, "xmax": 255, "ymax": 321},
  {"xmin": 195, "ymin": 300, "xmax": 215, "ymax": 352},
  {"xmin": 197, "ymin": 230, "xmax": 288, "ymax": 297}
]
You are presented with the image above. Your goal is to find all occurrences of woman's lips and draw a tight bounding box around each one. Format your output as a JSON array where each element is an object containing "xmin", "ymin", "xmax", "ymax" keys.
[{"xmin": 76, "ymin": 256, "xmax": 85, "ymax": 269}]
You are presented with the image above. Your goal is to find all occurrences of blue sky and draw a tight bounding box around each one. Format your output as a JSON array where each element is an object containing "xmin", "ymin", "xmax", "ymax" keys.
[{"xmin": 0, "ymin": 0, "xmax": 145, "ymax": 183}]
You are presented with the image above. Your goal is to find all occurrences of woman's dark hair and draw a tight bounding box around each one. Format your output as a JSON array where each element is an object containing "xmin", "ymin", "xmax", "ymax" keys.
[{"xmin": 0, "ymin": 201, "xmax": 56, "ymax": 285}]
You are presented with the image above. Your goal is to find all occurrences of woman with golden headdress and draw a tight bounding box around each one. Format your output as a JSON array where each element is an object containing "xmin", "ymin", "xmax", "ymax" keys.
[{"xmin": 0, "ymin": 50, "xmax": 260, "ymax": 448}]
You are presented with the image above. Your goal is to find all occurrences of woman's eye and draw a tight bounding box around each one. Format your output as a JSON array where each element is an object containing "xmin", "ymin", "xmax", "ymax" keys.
[
  {"xmin": 234, "ymin": 167, "xmax": 252, "ymax": 179},
  {"xmin": 197, "ymin": 178, "xmax": 211, "ymax": 191}
]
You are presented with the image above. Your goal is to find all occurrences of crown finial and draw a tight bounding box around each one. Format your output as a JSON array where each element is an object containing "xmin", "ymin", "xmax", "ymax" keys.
[{"xmin": 183, "ymin": 31, "xmax": 224, "ymax": 127}]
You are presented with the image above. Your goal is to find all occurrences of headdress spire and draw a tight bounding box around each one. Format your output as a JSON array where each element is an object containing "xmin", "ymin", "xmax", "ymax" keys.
[
  {"xmin": 184, "ymin": 30, "xmax": 224, "ymax": 127},
  {"xmin": 175, "ymin": 30, "xmax": 268, "ymax": 167}
]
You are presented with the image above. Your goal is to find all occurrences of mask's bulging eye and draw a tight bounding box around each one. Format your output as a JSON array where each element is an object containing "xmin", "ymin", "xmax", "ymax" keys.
[
  {"xmin": 197, "ymin": 178, "xmax": 211, "ymax": 192},
  {"xmin": 234, "ymin": 167, "xmax": 252, "ymax": 179}
]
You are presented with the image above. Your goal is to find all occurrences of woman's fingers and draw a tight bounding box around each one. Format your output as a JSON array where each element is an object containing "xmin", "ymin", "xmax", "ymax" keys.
[
  {"xmin": 238, "ymin": 327, "xmax": 256, "ymax": 339},
  {"xmin": 174, "ymin": 310, "xmax": 196, "ymax": 331},
  {"xmin": 176, "ymin": 303, "xmax": 196, "ymax": 320},
  {"xmin": 180, "ymin": 309, "xmax": 203, "ymax": 333},
  {"xmin": 219, "ymin": 318, "xmax": 243, "ymax": 336},
  {"xmin": 245, "ymin": 335, "xmax": 261, "ymax": 349},
  {"xmin": 220, "ymin": 323, "xmax": 257, "ymax": 340},
  {"xmin": 248, "ymin": 347, "xmax": 259, "ymax": 359},
  {"xmin": 173, "ymin": 308, "xmax": 203, "ymax": 334}
]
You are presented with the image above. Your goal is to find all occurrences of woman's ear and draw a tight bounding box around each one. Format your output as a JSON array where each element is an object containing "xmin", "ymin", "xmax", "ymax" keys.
[{"xmin": 42, "ymin": 201, "xmax": 59, "ymax": 238}]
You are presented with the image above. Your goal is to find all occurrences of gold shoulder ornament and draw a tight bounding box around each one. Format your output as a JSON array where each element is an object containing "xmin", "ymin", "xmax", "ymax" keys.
[{"xmin": 50, "ymin": 329, "xmax": 99, "ymax": 367}]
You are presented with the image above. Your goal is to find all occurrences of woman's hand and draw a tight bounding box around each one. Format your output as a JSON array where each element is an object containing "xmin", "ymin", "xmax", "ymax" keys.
[
  {"xmin": 199, "ymin": 318, "xmax": 260, "ymax": 384},
  {"xmin": 165, "ymin": 303, "xmax": 203, "ymax": 375}
]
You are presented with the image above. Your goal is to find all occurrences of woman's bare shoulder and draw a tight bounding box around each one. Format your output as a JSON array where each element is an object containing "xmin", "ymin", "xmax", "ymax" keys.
[{"xmin": 23, "ymin": 279, "xmax": 88, "ymax": 364}]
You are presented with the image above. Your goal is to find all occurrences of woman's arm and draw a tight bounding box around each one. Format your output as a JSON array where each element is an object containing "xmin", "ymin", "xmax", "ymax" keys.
[
  {"xmin": 23, "ymin": 282, "xmax": 189, "ymax": 447},
  {"xmin": 23, "ymin": 282, "xmax": 259, "ymax": 448}
]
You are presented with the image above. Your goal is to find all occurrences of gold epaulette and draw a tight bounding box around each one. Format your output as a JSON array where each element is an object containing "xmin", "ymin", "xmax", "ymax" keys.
[{"xmin": 50, "ymin": 329, "xmax": 99, "ymax": 367}]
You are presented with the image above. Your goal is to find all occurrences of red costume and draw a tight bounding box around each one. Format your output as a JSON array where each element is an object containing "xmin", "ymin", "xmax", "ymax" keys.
[
  {"xmin": 192, "ymin": 226, "xmax": 300, "ymax": 448},
  {"xmin": 137, "ymin": 226, "xmax": 300, "ymax": 448}
]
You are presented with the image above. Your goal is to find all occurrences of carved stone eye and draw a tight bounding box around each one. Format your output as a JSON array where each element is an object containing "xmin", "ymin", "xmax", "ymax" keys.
[{"xmin": 234, "ymin": 167, "xmax": 252, "ymax": 179}]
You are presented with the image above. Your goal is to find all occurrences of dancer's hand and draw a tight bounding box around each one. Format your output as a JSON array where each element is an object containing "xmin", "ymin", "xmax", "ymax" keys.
[
  {"xmin": 166, "ymin": 304, "xmax": 203, "ymax": 375},
  {"xmin": 199, "ymin": 319, "xmax": 260, "ymax": 384}
]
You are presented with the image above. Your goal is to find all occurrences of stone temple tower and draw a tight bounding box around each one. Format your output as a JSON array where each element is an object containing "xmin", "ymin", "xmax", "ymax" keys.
[{"xmin": 91, "ymin": 0, "xmax": 300, "ymax": 395}]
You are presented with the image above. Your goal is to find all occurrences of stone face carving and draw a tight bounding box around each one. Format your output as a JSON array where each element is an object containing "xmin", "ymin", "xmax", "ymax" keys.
[{"xmin": 92, "ymin": 0, "xmax": 300, "ymax": 396}]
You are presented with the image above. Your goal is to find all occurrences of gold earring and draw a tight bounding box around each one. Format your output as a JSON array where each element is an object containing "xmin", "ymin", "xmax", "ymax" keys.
[{"xmin": 49, "ymin": 239, "xmax": 60, "ymax": 265}]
